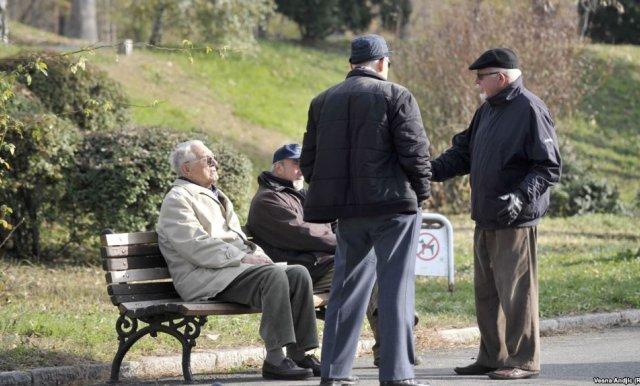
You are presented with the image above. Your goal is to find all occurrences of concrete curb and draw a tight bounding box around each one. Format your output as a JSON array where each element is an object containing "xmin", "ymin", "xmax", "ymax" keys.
[{"xmin": 2, "ymin": 309, "xmax": 638, "ymax": 385}]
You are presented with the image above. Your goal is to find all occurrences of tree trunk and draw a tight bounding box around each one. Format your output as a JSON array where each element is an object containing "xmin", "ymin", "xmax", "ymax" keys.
[
  {"xmin": 0, "ymin": 0, "xmax": 8, "ymax": 43},
  {"xmin": 68, "ymin": 0, "xmax": 98, "ymax": 41},
  {"xmin": 148, "ymin": 1, "xmax": 167, "ymax": 46}
]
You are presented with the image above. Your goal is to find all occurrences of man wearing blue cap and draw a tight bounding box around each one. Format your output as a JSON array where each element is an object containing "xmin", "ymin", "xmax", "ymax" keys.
[
  {"xmin": 301, "ymin": 34, "xmax": 431, "ymax": 386},
  {"xmin": 430, "ymin": 48, "xmax": 561, "ymax": 380},
  {"xmin": 248, "ymin": 144, "xmax": 336, "ymax": 290}
]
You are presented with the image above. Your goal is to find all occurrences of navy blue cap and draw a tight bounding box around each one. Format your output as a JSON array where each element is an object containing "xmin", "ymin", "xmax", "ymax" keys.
[
  {"xmin": 469, "ymin": 48, "xmax": 519, "ymax": 70},
  {"xmin": 272, "ymin": 144, "xmax": 301, "ymax": 163},
  {"xmin": 349, "ymin": 34, "xmax": 391, "ymax": 64}
]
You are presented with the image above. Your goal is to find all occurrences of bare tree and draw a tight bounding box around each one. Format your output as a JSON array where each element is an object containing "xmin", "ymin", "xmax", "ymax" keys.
[
  {"xmin": 0, "ymin": 0, "xmax": 8, "ymax": 43},
  {"xmin": 148, "ymin": 0, "xmax": 168, "ymax": 46},
  {"xmin": 68, "ymin": 0, "xmax": 99, "ymax": 41}
]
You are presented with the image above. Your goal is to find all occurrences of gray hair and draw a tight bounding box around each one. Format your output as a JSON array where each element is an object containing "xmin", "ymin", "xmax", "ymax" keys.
[
  {"xmin": 352, "ymin": 58, "xmax": 383, "ymax": 71},
  {"xmin": 169, "ymin": 140, "xmax": 204, "ymax": 176},
  {"xmin": 485, "ymin": 67, "xmax": 522, "ymax": 82},
  {"xmin": 270, "ymin": 161, "xmax": 282, "ymax": 173}
]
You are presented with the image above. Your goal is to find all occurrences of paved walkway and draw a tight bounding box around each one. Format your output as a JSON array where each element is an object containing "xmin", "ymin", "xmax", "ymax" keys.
[{"xmin": 124, "ymin": 325, "xmax": 640, "ymax": 385}]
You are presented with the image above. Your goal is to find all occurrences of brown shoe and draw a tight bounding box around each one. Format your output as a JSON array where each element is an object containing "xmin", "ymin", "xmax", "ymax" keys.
[
  {"xmin": 453, "ymin": 362, "xmax": 497, "ymax": 375},
  {"xmin": 488, "ymin": 367, "xmax": 540, "ymax": 380}
]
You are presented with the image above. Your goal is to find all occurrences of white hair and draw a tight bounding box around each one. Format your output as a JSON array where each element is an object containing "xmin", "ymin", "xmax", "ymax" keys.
[
  {"xmin": 485, "ymin": 67, "xmax": 522, "ymax": 82},
  {"xmin": 352, "ymin": 58, "xmax": 383, "ymax": 71},
  {"xmin": 169, "ymin": 140, "xmax": 205, "ymax": 176}
]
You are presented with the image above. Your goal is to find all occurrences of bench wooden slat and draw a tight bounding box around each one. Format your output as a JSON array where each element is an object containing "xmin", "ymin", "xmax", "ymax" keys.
[
  {"xmin": 105, "ymin": 267, "xmax": 170, "ymax": 284},
  {"xmin": 101, "ymin": 231, "xmax": 158, "ymax": 247},
  {"xmin": 101, "ymin": 244, "xmax": 161, "ymax": 258},
  {"xmin": 102, "ymin": 255, "xmax": 167, "ymax": 271},
  {"xmin": 110, "ymin": 292, "xmax": 179, "ymax": 305},
  {"xmin": 108, "ymin": 282, "xmax": 176, "ymax": 295},
  {"xmin": 118, "ymin": 299, "xmax": 261, "ymax": 318}
]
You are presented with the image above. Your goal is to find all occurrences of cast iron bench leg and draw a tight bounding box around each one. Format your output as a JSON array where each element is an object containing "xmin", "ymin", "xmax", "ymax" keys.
[{"xmin": 109, "ymin": 314, "xmax": 206, "ymax": 383}]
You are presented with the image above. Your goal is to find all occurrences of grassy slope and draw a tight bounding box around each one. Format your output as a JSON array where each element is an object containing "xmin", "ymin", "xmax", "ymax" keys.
[
  {"xmin": 95, "ymin": 41, "xmax": 347, "ymax": 173},
  {"xmin": 560, "ymin": 44, "xmax": 640, "ymax": 203}
]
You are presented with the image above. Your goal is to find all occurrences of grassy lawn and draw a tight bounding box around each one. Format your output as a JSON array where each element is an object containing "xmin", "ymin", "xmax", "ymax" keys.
[{"xmin": 1, "ymin": 213, "xmax": 638, "ymax": 371}]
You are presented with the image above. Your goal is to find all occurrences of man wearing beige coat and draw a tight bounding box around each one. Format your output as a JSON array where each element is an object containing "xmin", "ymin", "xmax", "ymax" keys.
[{"xmin": 156, "ymin": 140, "xmax": 320, "ymax": 381}]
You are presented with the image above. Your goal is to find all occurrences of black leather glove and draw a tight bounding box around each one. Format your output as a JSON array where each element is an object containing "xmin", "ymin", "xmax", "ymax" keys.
[{"xmin": 497, "ymin": 191, "xmax": 524, "ymax": 225}]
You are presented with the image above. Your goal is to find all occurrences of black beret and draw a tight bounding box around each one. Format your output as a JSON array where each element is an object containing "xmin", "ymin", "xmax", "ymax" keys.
[{"xmin": 468, "ymin": 48, "xmax": 519, "ymax": 70}]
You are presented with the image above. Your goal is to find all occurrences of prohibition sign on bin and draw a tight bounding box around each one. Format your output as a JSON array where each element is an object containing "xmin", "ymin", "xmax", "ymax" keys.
[{"xmin": 417, "ymin": 230, "xmax": 440, "ymax": 261}]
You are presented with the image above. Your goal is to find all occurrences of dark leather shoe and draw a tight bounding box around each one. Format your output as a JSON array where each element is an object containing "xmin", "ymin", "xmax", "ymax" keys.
[
  {"xmin": 488, "ymin": 367, "xmax": 540, "ymax": 380},
  {"xmin": 262, "ymin": 358, "xmax": 312, "ymax": 380},
  {"xmin": 454, "ymin": 362, "xmax": 497, "ymax": 375},
  {"xmin": 380, "ymin": 379, "xmax": 430, "ymax": 386},
  {"xmin": 293, "ymin": 354, "xmax": 321, "ymax": 376},
  {"xmin": 320, "ymin": 375, "xmax": 359, "ymax": 385}
]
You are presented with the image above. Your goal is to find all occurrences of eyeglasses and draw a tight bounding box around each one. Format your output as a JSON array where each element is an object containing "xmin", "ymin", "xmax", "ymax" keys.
[
  {"xmin": 476, "ymin": 71, "xmax": 500, "ymax": 80},
  {"xmin": 188, "ymin": 155, "xmax": 217, "ymax": 167}
]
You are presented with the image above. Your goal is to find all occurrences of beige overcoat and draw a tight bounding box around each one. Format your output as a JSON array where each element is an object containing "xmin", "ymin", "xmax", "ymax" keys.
[{"xmin": 156, "ymin": 179, "xmax": 266, "ymax": 301}]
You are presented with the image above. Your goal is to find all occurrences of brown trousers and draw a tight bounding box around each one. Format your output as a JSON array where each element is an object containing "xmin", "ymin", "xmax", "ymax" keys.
[{"xmin": 474, "ymin": 226, "xmax": 540, "ymax": 371}]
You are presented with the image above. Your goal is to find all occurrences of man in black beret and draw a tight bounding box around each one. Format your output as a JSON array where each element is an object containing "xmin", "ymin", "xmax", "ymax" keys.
[
  {"xmin": 301, "ymin": 34, "xmax": 431, "ymax": 386},
  {"xmin": 429, "ymin": 48, "xmax": 561, "ymax": 380}
]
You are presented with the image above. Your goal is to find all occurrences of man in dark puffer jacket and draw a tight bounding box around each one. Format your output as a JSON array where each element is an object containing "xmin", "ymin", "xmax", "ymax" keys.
[
  {"xmin": 301, "ymin": 34, "xmax": 431, "ymax": 386},
  {"xmin": 431, "ymin": 48, "xmax": 561, "ymax": 381}
]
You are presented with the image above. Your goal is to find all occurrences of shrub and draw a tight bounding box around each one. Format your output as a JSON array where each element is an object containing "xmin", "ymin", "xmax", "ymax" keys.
[
  {"xmin": 0, "ymin": 52, "xmax": 130, "ymax": 132},
  {"xmin": 549, "ymin": 144, "xmax": 623, "ymax": 217},
  {"xmin": 0, "ymin": 85, "xmax": 80, "ymax": 260},
  {"xmin": 66, "ymin": 127, "xmax": 253, "ymax": 252}
]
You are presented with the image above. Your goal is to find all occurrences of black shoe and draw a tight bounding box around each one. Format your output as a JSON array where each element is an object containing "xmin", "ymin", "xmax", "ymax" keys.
[
  {"xmin": 380, "ymin": 379, "xmax": 430, "ymax": 386},
  {"xmin": 293, "ymin": 354, "xmax": 321, "ymax": 376},
  {"xmin": 453, "ymin": 362, "xmax": 497, "ymax": 375},
  {"xmin": 262, "ymin": 358, "xmax": 312, "ymax": 380},
  {"xmin": 320, "ymin": 376, "xmax": 359, "ymax": 385}
]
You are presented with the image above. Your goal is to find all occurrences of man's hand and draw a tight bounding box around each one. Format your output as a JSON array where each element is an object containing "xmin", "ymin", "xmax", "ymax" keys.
[
  {"xmin": 497, "ymin": 191, "xmax": 524, "ymax": 225},
  {"xmin": 241, "ymin": 254, "xmax": 274, "ymax": 265}
]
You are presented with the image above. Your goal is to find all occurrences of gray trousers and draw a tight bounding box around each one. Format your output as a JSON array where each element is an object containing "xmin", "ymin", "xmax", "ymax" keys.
[
  {"xmin": 214, "ymin": 264, "xmax": 319, "ymax": 351},
  {"xmin": 474, "ymin": 226, "xmax": 540, "ymax": 371},
  {"xmin": 320, "ymin": 212, "xmax": 421, "ymax": 382}
]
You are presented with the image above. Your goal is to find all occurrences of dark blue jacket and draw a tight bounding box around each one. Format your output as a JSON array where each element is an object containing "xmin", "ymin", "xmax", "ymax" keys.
[
  {"xmin": 301, "ymin": 67, "xmax": 431, "ymax": 223},
  {"xmin": 431, "ymin": 77, "xmax": 561, "ymax": 229}
]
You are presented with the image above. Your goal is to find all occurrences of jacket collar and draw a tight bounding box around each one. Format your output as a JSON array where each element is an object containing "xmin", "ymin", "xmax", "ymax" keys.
[
  {"xmin": 257, "ymin": 172, "xmax": 306, "ymax": 198},
  {"xmin": 172, "ymin": 178, "xmax": 227, "ymax": 205},
  {"xmin": 346, "ymin": 67, "xmax": 387, "ymax": 82},
  {"xmin": 486, "ymin": 75, "xmax": 524, "ymax": 107}
]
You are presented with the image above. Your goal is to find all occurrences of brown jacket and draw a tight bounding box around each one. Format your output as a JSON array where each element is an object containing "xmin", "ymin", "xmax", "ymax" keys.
[{"xmin": 246, "ymin": 172, "xmax": 335, "ymax": 281}]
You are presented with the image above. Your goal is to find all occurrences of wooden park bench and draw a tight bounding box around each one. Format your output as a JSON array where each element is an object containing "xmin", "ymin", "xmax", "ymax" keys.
[{"xmin": 101, "ymin": 229, "xmax": 329, "ymax": 383}]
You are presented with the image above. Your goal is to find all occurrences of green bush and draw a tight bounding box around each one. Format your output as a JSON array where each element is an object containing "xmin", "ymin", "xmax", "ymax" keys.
[
  {"xmin": 549, "ymin": 149, "xmax": 623, "ymax": 217},
  {"xmin": 66, "ymin": 127, "xmax": 253, "ymax": 252},
  {"xmin": 0, "ymin": 85, "xmax": 80, "ymax": 260},
  {"xmin": 0, "ymin": 52, "xmax": 130, "ymax": 132}
]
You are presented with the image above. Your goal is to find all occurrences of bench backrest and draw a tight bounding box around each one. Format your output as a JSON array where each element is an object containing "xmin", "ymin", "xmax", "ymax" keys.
[{"xmin": 101, "ymin": 230, "xmax": 179, "ymax": 306}]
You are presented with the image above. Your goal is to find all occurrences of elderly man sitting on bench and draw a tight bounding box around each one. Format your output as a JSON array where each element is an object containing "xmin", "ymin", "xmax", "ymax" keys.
[{"xmin": 156, "ymin": 140, "xmax": 320, "ymax": 380}]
